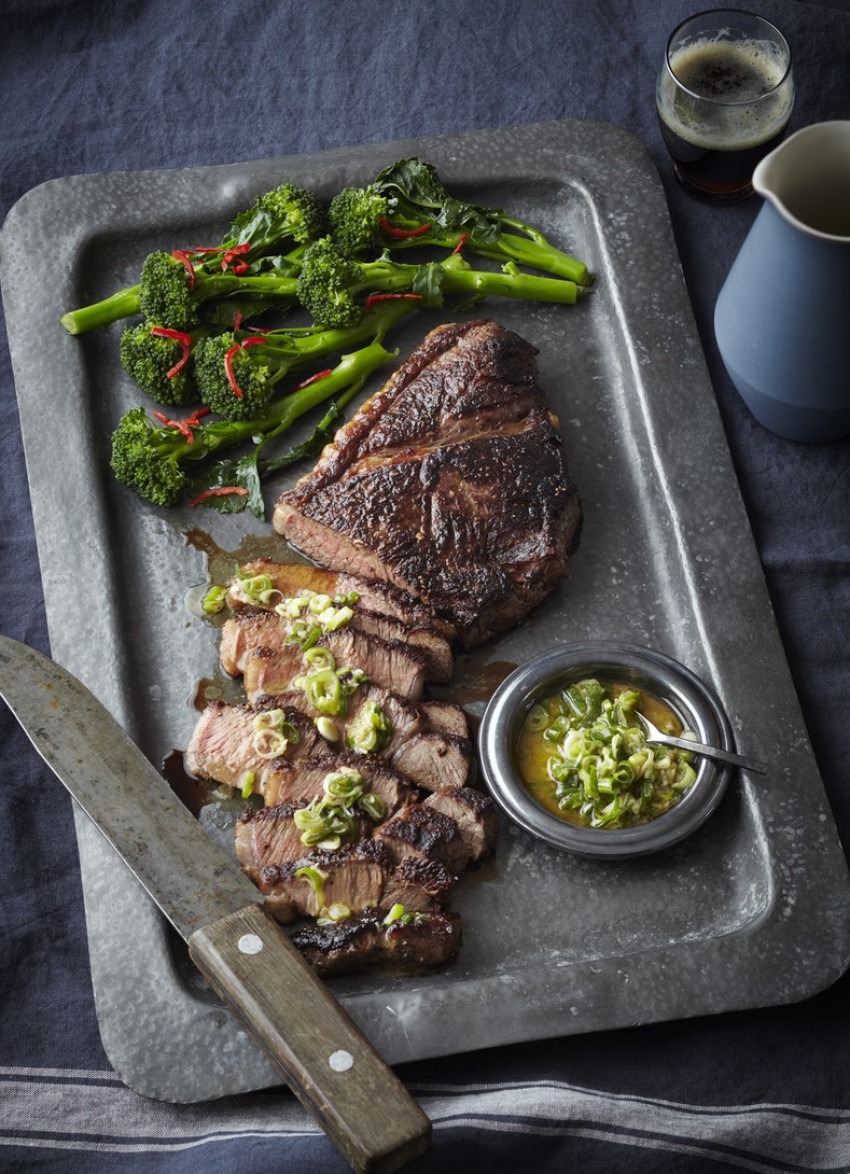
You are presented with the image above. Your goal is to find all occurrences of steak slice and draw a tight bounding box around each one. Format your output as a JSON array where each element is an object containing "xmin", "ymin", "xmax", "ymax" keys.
[
  {"xmin": 227, "ymin": 558, "xmax": 454, "ymax": 640},
  {"xmin": 290, "ymin": 909, "xmax": 462, "ymax": 976},
  {"xmin": 225, "ymin": 561, "xmax": 454, "ymax": 682},
  {"xmin": 423, "ymin": 787, "xmax": 500, "ymax": 863},
  {"xmin": 235, "ymin": 802, "xmax": 373, "ymax": 873},
  {"xmin": 255, "ymin": 685, "xmax": 472, "ymax": 791},
  {"xmin": 237, "ymin": 624, "xmax": 428, "ymax": 702},
  {"xmin": 273, "ymin": 319, "xmax": 582, "ymax": 647},
  {"xmin": 374, "ymin": 803, "xmax": 467, "ymax": 875},
  {"xmin": 185, "ymin": 701, "xmax": 330, "ymax": 794},
  {"xmin": 250, "ymin": 840, "xmax": 454, "ymax": 923},
  {"xmin": 260, "ymin": 752, "xmax": 415, "ymax": 816}
]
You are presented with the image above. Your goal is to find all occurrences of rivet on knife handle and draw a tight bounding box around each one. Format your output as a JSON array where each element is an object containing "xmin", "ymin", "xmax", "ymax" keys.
[{"xmin": 188, "ymin": 903, "xmax": 431, "ymax": 1173}]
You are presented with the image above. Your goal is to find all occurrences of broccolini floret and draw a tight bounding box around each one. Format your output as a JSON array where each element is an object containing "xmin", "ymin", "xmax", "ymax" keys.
[
  {"xmin": 297, "ymin": 236, "xmax": 584, "ymax": 330},
  {"xmin": 109, "ymin": 342, "xmax": 397, "ymax": 509},
  {"xmin": 329, "ymin": 157, "xmax": 592, "ymax": 286},
  {"xmin": 193, "ymin": 299, "xmax": 416, "ymax": 420},
  {"xmin": 119, "ymin": 323, "xmax": 207, "ymax": 406},
  {"xmin": 60, "ymin": 181, "xmax": 326, "ymax": 335}
]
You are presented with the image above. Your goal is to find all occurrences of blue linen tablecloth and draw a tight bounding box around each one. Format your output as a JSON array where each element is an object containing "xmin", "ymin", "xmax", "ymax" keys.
[{"xmin": 1, "ymin": 1, "xmax": 850, "ymax": 1170}]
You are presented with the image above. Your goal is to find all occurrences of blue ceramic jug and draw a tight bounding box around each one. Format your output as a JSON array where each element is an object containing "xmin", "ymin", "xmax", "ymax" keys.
[{"xmin": 715, "ymin": 121, "xmax": 850, "ymax": 442}]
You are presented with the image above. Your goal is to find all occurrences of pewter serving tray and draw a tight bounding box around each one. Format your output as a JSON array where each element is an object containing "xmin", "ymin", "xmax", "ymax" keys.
[{"xmin": 3, "ymin": 120, "xmax": 850, "ymax": 1103}]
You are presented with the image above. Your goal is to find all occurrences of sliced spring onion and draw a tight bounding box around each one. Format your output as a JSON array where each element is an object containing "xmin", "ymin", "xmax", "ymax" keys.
[
  {"xmin": 234, "ymin": 566, "xmax": 281, "ymax": 606},
  {"xmin": 317, "ymin": 902, "xmax": 352, "ymax": 925},
  {"xmin": 201, "ymin": 584, "xmax": 228, "ymax": 614},
  {"xmin": 295, "ymin": 866, "xmax": 327, "ymax": 904},
  {"xmin": 522, "ymin": 679, "xmax": 696, "ymax": 830},
  {"xmin": 346, "ymin": 700, "xmax": 392, "ymax": 754}
]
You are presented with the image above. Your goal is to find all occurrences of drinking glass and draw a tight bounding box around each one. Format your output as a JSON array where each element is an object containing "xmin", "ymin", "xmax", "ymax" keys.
[{"xmin": 656, "ymin": 9, "xmax": 794, "ymax": 203}]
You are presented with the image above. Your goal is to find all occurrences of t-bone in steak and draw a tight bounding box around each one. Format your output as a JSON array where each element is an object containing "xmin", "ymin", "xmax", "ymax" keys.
[{"xmin": 272, "ymin": 318, "xmax": 582, "ymax": 647}]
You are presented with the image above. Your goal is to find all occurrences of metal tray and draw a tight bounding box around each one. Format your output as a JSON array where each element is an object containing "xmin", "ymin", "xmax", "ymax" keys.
[{"xmin": 3, "ymin": 120, "xmax": 850, "ymax": 1103}]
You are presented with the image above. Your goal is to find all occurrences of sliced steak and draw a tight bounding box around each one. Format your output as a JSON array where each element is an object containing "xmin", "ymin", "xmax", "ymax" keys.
[
  {"xmin": 349, "ymin": 607, "xmax": 453, "ymax": 683},
  {"xmin": 390, "ymin": 730, "xmax": 472, "ymax": 793},
  {"xmin": 374, "ymin": 803, "xmax": 467, "ymax": 874},
  {"xmin": 290, "ymin": 909, "xmax": 462, "ymax": 976},
  {"xmin": 273, "ymin": 319, "xmax": 582, "ymax": 647},
  {"xmin": 260, "ymin": 752, "xmax": 415, "ymax": 817},
  {"xmin": 237, "ymin": 624, "xmax": 428, "ymax": 702},
  {"xmin": 424, "ymin": 787, "xmax": 500, "ymax": 863},
  {"xmin": 227, "ymin": 558, "xmax": 453, "ymax": 640},
  {"xmin": 381, "ymin": 855, "xmax": 456, "ymax": 911},
  {"xmin": 185, "ymin": 701, "xmax": 330, "ymax": 794},
  {"xmin": 252, "ymin": 684, "xmax": 471, "ymax": 791},
  {"xmin": 251, "ymin": 840, "xmax": 454, "ymax": 923}
]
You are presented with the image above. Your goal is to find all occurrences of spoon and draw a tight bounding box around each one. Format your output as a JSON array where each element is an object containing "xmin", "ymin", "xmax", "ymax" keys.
[{"xmin": 635, "ymin": 711, "xmax": 768, "ymax": 775}]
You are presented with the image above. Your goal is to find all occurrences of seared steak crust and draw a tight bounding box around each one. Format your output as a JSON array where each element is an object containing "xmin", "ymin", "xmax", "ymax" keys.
[
  {"xmin": 289, "ymin": 909, "xmax": 462, "ymax": 977},
  {"xmin": 273, "ymin": 319, "xmax": 581, "ymax": 646}
]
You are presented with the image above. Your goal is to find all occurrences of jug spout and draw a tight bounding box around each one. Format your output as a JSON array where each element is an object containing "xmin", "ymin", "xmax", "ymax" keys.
[{"xmin": 753, "ymin": 120, "xmax": 850, "ymax": 239}]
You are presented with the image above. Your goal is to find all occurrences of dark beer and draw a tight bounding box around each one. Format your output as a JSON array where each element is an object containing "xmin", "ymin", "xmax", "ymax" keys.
[{"xmin": 657, "ymin": 23, "xmax": 794, "ymax": 202}]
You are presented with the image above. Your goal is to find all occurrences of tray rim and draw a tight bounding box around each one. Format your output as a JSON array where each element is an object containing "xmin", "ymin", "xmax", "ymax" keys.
[{"xmin": 4, "ymin": 117, "xmax": 850, "ymax": 1102}]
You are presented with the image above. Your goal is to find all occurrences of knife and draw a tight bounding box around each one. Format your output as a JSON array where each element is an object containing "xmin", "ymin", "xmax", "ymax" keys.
[{"xmin": 0, "ymin": 634, "xmax": 430, "ymax": 1173}]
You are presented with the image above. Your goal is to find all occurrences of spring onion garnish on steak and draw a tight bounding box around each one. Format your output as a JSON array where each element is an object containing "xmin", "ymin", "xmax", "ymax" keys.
[
  {"xmin": 295, "ymin": 865, "xmax": 327, "ymax": 906},
  {"xmin": 346, "ymin": 700, "xmax": 393, "ymax": 754},
  {"xmin": 293, "ymin": 767, "xmax": 386, "ymax": 850},
  {"xmin": 231, "ymin": 565, "xmax": 281, "ymax": 606},
  {"xmin": 317, "ymin": 902, "xmax": 352, "ymax": 926},
  {"xmin": 251, "ymin": 708, "xmax": 300, "ymax": 759},
  {"xmin": 276, "ymin": 589, "xmax": 359, "ymax": 648},
  {"xmin": 293, "ymin": 647, "xmax": 368, "ymax": 719},
  {"xmin": 382, "ymin": 904, "xmax": 429, "ymax": 927},
  {"xmin": 522, "ymin": 679, "xmax": 696, "ymax": 829}
]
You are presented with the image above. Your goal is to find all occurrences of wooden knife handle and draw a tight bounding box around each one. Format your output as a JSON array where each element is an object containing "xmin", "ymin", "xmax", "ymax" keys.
[{"xmin": 188, "ymin": 903, "xmax": 430, "ymax": 1173}]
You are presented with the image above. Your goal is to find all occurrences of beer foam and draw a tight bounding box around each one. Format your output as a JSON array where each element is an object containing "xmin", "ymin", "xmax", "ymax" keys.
[{"xmin": 658, "ymin": 38, "xmax": 793, "ymax": 151}]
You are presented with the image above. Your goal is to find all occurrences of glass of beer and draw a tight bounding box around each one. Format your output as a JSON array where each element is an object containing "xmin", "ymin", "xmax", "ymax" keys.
[{"xmin": 656, "ymin": 10, "xmax": 794, "ymax": 203}]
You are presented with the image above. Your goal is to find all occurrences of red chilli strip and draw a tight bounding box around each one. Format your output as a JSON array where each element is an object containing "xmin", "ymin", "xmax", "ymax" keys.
[
  {"xmin": 224, "ymin": 335, "xmax": 268, "ymax": 399},
  {"xmin": 450, "ymin": 233, "xmax": 468, "ymax": 257},
  {"xmin": 170, "ymin": 250, "xmax": 197, "ymax": 289},
  {"xmin": 380, "ymin": 217, "xmax": 432, "ymax": 240},
  {"xmin": 363, "ymin": 292, "xmax": 424, "ymax": 310},
  {"xmin": 292, "ymin": 368, "xmax": 333, "ymax": 392},
  {"xmin": 188, "ymin": 486, "xmax": 249, "ymax": 508},
  {"xmin": 149, "ymin": 326, "xmax": 193, "ymax": 379},
  {"xmin": 221, "ymin": 243, "xmax": 252, "ymax": 274},
  {"xmin": 151, "ymin": 406, "xmax": 210, "ymax": 445}
]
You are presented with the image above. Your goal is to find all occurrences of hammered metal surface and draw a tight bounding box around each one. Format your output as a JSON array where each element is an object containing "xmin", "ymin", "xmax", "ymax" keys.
[{"xmin": 3, "ymin": 120, "xmax": 849, "ymax": 1102}]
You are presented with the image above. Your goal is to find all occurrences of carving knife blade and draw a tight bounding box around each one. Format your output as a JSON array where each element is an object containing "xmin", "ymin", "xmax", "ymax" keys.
[{"xmin": 0, "ymin": 633, "xmax": 430, "ymax": 1173}]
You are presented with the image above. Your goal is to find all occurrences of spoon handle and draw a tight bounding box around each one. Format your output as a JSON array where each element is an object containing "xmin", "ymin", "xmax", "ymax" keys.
[{"xmin": 650, "ymin": 732, "xmax": 768, "ymax": 775}]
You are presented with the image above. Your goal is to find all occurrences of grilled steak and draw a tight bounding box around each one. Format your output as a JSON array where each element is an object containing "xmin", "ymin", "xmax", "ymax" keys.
[
  {"xmin": 259, "ymin": 752, "xmax": 415, "ymax": 815},
  {"xmin": 423, "ymin": 786, "xmax": 500, "ymax": 863},
  {"xmin": 227, "ymin": 559, "xmax": 454, "ymax": 641},
  {"xmin": 250, "ymin": 840, "xmax": 455, "ymax": 923},
  {"xmin": 185, "ymin": 701, "xmax": 330, "ymax": 794},
  {"xmin": 290, "ymin": 909, "xmax": 462, "ymax": 976},
  {"xmin": 273, "ymin": 319, "xmax": 582, "ymax": 647},
  {"xmin": 238, "ymin": 626, "xmax": 428, "ymax": 703},
  {"xmin": 374, "ymin": 803, "xmax": 467, "ymax": 874},
  {"xmin": 226, "ymin": 561, "xmax": 454, "ymax": 682},
  {"xmin": 255, "ymin": 684, "xmax": 472, "ymax": 791}
]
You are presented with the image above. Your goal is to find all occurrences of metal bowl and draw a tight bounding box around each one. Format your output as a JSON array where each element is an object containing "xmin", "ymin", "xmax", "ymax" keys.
[{"xmin": 478, "ymin": 641, "xmax": 734, "ymax": 858}]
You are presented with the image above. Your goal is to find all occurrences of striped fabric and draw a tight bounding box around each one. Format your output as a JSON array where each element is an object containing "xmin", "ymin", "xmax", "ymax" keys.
[{"xmin": 3, "ymin": 1069, "xmax": 850, "ymax": 1172}]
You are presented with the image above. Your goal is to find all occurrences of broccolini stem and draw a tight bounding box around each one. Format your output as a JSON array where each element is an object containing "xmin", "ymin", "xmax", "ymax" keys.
[
  {"xmin": 168, "ymin": 342, "xmax": 395, "ymax": 465},
  {"xmin": 61, "ymin": 285, "xmax": 142, "ymax": 335},
  {"xmin": 389, "ymin": 226, "xmax": 590, "ymax": 286}
]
